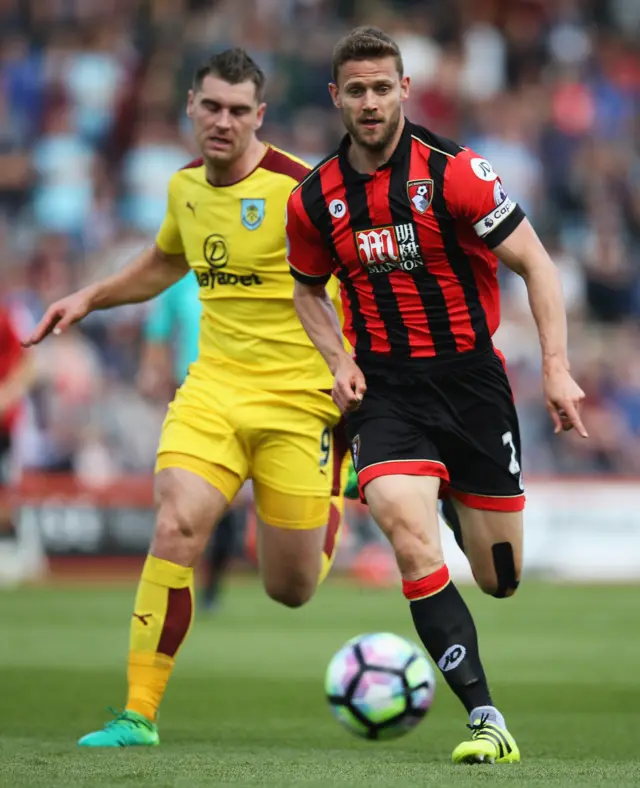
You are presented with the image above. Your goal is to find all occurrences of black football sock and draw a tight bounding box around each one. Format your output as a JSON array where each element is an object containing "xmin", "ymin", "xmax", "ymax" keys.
[{"xmin": 403, "ymin": 565, "xmax": 492, "ymax": 713}]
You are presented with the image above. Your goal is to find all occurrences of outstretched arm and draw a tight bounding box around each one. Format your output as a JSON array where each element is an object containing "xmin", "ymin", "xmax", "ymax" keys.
[
  {"xmin": 90, "ymin": 244, "xmax": 189, "ymax": 311},
  {"xmin": 23, "ymin": 245, "xmax": 189, "ymax": 347}
]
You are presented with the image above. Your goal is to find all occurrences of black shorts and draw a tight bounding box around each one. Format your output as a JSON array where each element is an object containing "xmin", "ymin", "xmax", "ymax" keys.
[{"xmin": 346, "ymin": 349, "xmax": 525, "ymax": 512}]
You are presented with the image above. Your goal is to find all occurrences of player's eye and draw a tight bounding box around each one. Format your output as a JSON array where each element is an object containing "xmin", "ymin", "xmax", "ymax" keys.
[
  {"xmin": 376, "ymin": 85, "xmax": 391, "ymax": 94},
  {"xmin": 347, "ymin": 87, "xmax": 363, "ymax": 97}
]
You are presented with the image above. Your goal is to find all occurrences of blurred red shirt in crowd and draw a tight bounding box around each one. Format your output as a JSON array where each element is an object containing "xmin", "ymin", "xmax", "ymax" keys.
[{"xmin": 0, "ymin": 305, "xmax": 26, "ymax": 437}]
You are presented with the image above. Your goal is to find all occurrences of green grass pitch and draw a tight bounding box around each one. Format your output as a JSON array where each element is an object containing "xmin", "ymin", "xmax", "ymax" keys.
[{"xmin": 1, "ymin": 578, "xmax": 638, "ymax": 787}]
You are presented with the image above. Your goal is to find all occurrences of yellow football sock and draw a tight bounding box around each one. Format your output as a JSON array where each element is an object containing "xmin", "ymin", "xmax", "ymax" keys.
[{"xmin": 126, "ymin": 555, "xmax": 194, "ymax": 722}]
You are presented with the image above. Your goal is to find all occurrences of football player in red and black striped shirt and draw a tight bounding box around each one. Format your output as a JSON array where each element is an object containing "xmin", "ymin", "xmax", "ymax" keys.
[{"xmin": 287, "ymin": 27, "xmax": 587, "ymax": 764}]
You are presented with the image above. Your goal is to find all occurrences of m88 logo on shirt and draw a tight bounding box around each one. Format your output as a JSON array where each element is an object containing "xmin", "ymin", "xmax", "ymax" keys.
[{"xmin": 355, "ymin": 224, "xmax": 424, "ymax": 274}]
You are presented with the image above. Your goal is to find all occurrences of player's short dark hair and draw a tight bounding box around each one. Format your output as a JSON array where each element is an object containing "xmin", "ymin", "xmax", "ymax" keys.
[
  {"xmin": 193, "ymin": 48, "xmax": 266, "ymax": 102},
  {"xmin": 332, "ymin": 27, "xmax": 403, "ymax": 84}
]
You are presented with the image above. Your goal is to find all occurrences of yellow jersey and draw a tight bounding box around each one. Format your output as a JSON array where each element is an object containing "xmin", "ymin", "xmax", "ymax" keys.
[{"xmin": 156, "ymin": 145, "xmax": 338, "ymax": 390}]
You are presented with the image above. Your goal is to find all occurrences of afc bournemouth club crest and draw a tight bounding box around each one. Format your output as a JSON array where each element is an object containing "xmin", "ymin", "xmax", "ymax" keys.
[
  {"xmin": 407, "ymin": 179, "xmax": 434, "ymax": 214},
  {"xmin": 241, "ymin": 198, "xmax": 265, "ymax": 230}
]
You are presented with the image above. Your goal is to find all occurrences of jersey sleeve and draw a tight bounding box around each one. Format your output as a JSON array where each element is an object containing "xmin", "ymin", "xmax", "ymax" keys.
[
  {"xmin": 444, "ymin": 150, "xmax": 526, "ymax": 249},
  {"xmin": 144, "ymin": 287, "xmax": 175, "ymax": 342},
  {"xmin": 155, "ymin": 176, "xmax": 185, "ymax": 255},
  {"xmin": 286, "ymin": 187, "xmax": 334, "ymax": 286}
]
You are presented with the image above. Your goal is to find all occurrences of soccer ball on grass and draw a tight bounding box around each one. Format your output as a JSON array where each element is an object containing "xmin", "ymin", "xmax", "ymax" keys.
[{"xmin": 324, "ymin": 632, "xmax": 436, "ymax": 740}]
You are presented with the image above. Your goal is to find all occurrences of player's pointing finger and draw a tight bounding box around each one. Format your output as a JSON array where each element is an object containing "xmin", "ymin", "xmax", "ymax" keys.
[
  {"xmin": 22, "ymin": 308, "xmax": 61, "ymax": 347},
  {"xmin": 562, "ymin": 401, "xmax": 588, "ymax": 438}
]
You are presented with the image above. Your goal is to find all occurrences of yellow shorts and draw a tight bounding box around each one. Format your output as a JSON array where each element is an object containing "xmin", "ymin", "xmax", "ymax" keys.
[{"xmin": 156, "ymin": 374, "xmax": 345, "ymax": 529}]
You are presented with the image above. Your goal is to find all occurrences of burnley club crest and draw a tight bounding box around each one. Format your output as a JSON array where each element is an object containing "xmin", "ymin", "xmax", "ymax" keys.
[
  {"xmin": 241, "ymin": 198, "xmax": 265, "ymax": 230},
  {"xmin": 407, "ymin": 179, "xmax": 434, "ymax": 214}
]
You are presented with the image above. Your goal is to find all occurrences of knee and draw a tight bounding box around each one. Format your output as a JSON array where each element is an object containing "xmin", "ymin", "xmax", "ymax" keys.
[
  {"xmin": 382, "ymin": 514, "xmax": 442, "ymax": 579},
  {"xmin": 264, "ymin": 576, "xmax": 316, "ymax": 608},
  {"xmin": 152, "ymin": 504, "xmax": 200, "ymax": 564},
  {"xmin": 156, "ymin": 506, "xmax": 197, "ymax": 542},
  {"xmin": 476, "ymin": 574, "xmax": 520, "ymax": 598}
]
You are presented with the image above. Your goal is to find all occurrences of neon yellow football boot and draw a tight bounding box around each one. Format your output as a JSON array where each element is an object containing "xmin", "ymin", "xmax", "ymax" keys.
[{"xmin": 452, "ymin": 713, "xmax": 520, "ymax": 764}]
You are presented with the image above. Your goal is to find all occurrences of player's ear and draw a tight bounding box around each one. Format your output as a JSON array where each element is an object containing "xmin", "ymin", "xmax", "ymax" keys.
[
  {"xmin": 400, "ymin": 76, "xmax": 410, "ymax": 102},
  {"xmin": 186, "ymin": 90, "xmax": 195, "ymax": 119},
  {"xmin": 255, "ymin": 102, "xmax": 267, "ymax": 131},
  {"xmin": 329, "ymin": 82, "xmax": 341, "ymax": 109}
]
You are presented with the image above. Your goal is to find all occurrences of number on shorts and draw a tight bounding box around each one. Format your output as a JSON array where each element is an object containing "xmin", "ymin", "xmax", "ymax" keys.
[
  {"xmin": 502, "ymin": 431, "xmax": 521, "ymax": 476},
  {"xmin": 319, "ymin": 426, "xmax": 331, "ymax": 468}
]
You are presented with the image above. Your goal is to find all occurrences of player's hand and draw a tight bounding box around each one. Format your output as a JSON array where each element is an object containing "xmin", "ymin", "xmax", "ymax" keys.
[
  {"xmin": 22, "ymin": 290, "xmax": 93, "ymax": 347},
  {"xmin": 332, "ymin": 356, "xmax": 367, "ymax": 414},
  {"xmin": 543, "ymin": 361, "xmax": 587, "ymax": 438}
]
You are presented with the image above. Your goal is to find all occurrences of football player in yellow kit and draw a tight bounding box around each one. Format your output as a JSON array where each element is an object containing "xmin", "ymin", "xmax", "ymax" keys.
[{"xmin": 23, "ymin": 48, "xmax": 349, "ymax": 747}]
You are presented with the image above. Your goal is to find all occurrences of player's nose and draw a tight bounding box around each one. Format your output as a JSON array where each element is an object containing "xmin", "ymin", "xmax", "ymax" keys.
[
  {"xmin": 362, "ymin": 91, "xmax": 379, "ymax": 112},
  {"xmin": 215, "ymin": 109, "xmax": 233, "ymax": 129}
]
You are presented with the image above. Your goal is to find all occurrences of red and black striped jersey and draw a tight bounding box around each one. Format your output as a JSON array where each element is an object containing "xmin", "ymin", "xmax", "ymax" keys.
[{"xmin": 286, "ymin": 119, "xmax": 525, "ymax": 370}]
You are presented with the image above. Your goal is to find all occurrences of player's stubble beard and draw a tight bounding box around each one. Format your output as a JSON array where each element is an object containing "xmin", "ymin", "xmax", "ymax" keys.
[{"xmin": 344, "ymin": 102, "xmax": 402, "ymax": 155}]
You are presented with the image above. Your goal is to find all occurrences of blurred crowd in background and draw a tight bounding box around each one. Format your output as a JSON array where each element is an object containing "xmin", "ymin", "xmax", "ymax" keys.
[{"xmin": 1, "ymin": 0, "xmax": 640, "ymax": 482}]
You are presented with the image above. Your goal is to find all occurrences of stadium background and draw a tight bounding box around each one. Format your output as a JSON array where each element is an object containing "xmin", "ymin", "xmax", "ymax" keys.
[
  {"xmin": 2, "ymin": 0, "xmax": 640, "ymax": 583},
  {"xmin": 1, "ymin": 2, "xmax": 639, "ymax": 786}
]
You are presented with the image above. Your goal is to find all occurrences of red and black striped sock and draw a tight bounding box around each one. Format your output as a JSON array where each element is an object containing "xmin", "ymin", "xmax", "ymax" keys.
[{"xmin": 403, "ymin": 565, "xmax": 492, "ymax": 713}]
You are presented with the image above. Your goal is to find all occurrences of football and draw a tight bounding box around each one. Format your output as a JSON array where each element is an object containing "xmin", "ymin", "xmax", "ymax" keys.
[{"xmin": 324, "ymin": 632, "xmax": 436, "ymax": 740}]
